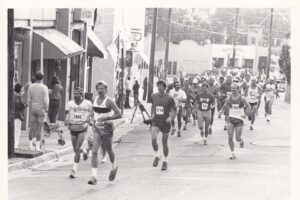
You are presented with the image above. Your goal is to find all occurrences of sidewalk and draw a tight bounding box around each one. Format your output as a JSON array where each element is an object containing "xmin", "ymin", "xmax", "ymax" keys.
[{"xmin": 8, "ymin": 99, "xmax": 152, "ymax": 172}]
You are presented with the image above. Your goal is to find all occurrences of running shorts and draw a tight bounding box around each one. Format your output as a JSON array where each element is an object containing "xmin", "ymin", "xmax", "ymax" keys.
[
  {"xmin": 228, "ymin": 117, "xmax": 244, "ymax": 127},
  {"xmin": 151, "ymin": 120, "xmax": 171, "ymax": 133}
]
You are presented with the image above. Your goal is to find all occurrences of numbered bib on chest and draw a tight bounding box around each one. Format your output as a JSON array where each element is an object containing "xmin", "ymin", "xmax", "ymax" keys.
[
  {"xmin": 250, "ymin": 95, "xmax": 256, "ymax": 101},
  {"xmin": 201, "ymin": 103, "xmax": 209, "ymax": 110},
  {"xmin": 232, "ymin": 104, "xmax": 239, "ymax": 110},
  {"xmin": 156, "ymin": 106, "xmax": 164, "ymax": 115},
  {"xmin": 70, "ymin": 112, "xmax": 84, "ymax": 122}
]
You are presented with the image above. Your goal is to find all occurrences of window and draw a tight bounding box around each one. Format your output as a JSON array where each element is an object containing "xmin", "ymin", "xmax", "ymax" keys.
[
  {"xmin": 167, "ymin": 62, "xmax": 172, "ymax": 75},
  {"xmin": 243, "ymin": 59, "xmax": 254, "ymax": 69},
  {"xmin": 251, "ymin": 37, "xmax": 256, "ymax": 45},
  {"xmin": 212, "ymin": 57, "xmax": 224, "ymax": 68}
]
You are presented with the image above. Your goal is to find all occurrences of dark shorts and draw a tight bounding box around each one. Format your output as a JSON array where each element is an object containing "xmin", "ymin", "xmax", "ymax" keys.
[
  {"xmin": 70, "ymin": 127, "xmax": 87, "ymax": 136},
  {"xmin": 228, "ymin": 117, "xmax": 244, "ymax": 127},
  {"xmin": 152, "ymin": 120, "xmax": 171, "ymax": 133},
  {"xmin": 93, "ymin": 124, "xmax": 114, "ymax": 138},
  {"xmin": 249, "ymin": 102, "xmax": 258, "ymax": 108}
]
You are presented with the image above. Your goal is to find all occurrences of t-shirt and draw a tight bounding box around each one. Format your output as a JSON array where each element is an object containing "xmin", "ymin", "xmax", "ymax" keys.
[
  {"xmin": 208, "ymin": 85, "xmax": 218, "ymax": 97},
  {"xmin": 169, "ymin": 88, "xmax": 187, "ymax": 107},
  {"xmin": 150, "ymin": 93, "xmax": 176, "ymax": 122},
  {"xmin": 49, "ymin": 83, "xmax": 63, "ymax": 99},
  {"xmin": 263, "ymin": 83, "xmax": 276, "ymax": 99},
  {"xmin": 27, "ymin": 82, "xmax": 49, "ymax": 110},
  {"xmin": 66, "ymin": 99, "xmax": 93, "ymax": 125},
  {"xmin": 195, "ymin": 92, "xmax": 215, "ymax": 111},
  {"xmin": 220, "ymin": 83, "xmax": 232, "ymax": 96}
]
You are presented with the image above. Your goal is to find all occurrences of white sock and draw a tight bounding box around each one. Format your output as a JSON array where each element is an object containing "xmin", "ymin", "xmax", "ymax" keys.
[
  {"xmin": 35, "ymin": 141, "xmax": 41, "ymax": 150},
  {"xmin": 231, "ymin": 151, "xmax": 235, "ymax": 156},
  {"xmin": 163, "ymin": 156, "xmax": 168, "ymax": 162},
  {"xmin": 112, "ymin": 162, "xmax": 117, "ymax": 170},
  {"xmin": 92, "ymin": 168, "xmax": 98, "ymax": 178},
  {"xmin": 73, "ymin": 163, "xmax": 79, "ymax": 171},
  {"xmin": 29, "ymin": 140, "xmax": 33, "ymax": 146},
  {"xmin": 154, "ymin": 151, "xmax": 160, "ymax": 158}
]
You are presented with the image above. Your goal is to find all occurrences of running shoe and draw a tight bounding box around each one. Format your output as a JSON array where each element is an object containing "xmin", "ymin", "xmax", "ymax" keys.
[
  {"xmin": 161, "ymin": 161, "xmax": 168, "ymax": 170},
  {"xmin": 82, "ymin": 148, "xmax": 89, "ymax": 161},
  {"xmin": 183, "ymin": 125, "xmax": 187, "ymax": 130},
  {"xmin": 193, "ymin": 121, "xmax": 196, "ymax": 126},
  {"xmin": 229, "ymin": 154, "xmax": 236, "ymax": 160},
  {"xmin": 109, "ymin": 166, "xmax": 118, "ymax": 181},
  {"xmin": 101, "ymin": 157, "xmax": 107, "ymax": 163},
  {"xmin": 250, "ymin": 125, "xmax": 254, "ymax": 131},
  {"xmin": 224, "ymin": 125, "xmax": 227, "ymax": 131},
  {"xmin": 171, "ymin": 128, "xmax": 176, "ymax": 135},
  {"xmin": 204, "ymin": 139, "xmax": 207, "ymax": 145},
  {"xmin": 69, "ymin": 170, "xmax": 77, "ymax": 179},
  {"xmin": 153, "ymin": 156, "xmax": 160, "ymax": 167},
  {"xmin": 177, "ymin": 130, "xmax": 181, "ymax": 137},
  {"xmin": 88, "ymin": 176, "xmax": 97, "ymax": 185},
  {"xmin": 239, "ymin": 140, "xmax": 244, "ymax": 148}
]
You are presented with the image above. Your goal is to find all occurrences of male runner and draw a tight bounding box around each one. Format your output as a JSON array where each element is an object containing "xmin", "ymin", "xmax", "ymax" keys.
[
  {"xmin": 88, "ymin": 81, "xmax": 122, "ymax": 185},
  {"xmin": 207, "ymin": 77, "xmax": 218, "ymax": 134},
  {"xmin": 150, "ymin": 80, "xmax": 177, "ymax": 170},
  {"xmin": 182, "ymin": 80, "xmax": 193, "ymax": 131},
  {"xmin": 219, "ymin": 76, "xmax": 232, "ymax": 130},
  {"xmin": 65, "ymin": 87, "xmax": 93, "ymax": 179},
  {"xmin": 194, "ymin": 83, "xmax": 215, "ymax": 145},
  {"xmin": 220, "ymin": 83, "xmax": 251, "ymax": 160},
  {"xmin": 263, "ymin": 78, "xmax": 276, "ymax": 122},
  {"xmin": 247, "ymin": 77, "xmax": 262, "ymax": 130}
]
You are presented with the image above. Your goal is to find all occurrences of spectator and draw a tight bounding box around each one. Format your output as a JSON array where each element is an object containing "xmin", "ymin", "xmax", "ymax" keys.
[
  {"xmin": 14, "ymin": 83, "xmax": 26, "ymax": 149},
  {"xmin": 48, "ymin": 76, "xmax": 63, "ymax": 123},
  {"xmin": 27, "ymin": 71, "xmax": 49, "ymax": 151},
  {"xmin": 142, "ymin": 77, "xmax": 148, "ymax": 101},
  {"xmin": 132, "ymin": 80, "xmax": 140, "ymax": 106},
  {"xmin": 124, "ymin": 77, "xmax": 131, "ymax": 109}
]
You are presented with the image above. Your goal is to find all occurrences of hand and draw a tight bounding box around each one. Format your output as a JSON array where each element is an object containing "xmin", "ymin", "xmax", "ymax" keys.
[
  {"xmin": 96, "ymin": 117, "xmax": 108, "ymax": 123},
  {"xmin": 64, "ymin": 120, "xmax": 69, "ymax": 126},
  {"xmin": 166, "ymin": 117, "xmax": 172, "ymax": 124},
  {"xmin": 218, "ymin": 110, "xmax": 223, "ymax": 116}
]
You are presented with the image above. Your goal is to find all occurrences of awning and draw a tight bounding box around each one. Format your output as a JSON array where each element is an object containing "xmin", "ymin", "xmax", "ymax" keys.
[
  {"xmin": 32, "ymin": 29, "xmax": 85, "ymax": 60},
  {"xmin": 87, "ymin": 28, "xmax": 108, "ymax": 58},
  {"xmin": 134, "ymin": 51, "xmax": 149, "ymax": 65}
]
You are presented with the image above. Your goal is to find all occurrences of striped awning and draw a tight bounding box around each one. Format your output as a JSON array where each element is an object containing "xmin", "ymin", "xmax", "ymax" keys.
[
  {"xmin": 87, "ymin": 27, "xmax": 108, "ymax": 58},
  {"xmin": 32, "ymin": 29, "xmax": 85, "ymax": 60}
]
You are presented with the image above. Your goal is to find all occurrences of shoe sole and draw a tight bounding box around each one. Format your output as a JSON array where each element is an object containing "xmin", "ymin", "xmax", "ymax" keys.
[
  {"xmin": 153, "ymin": 157, "xmax": 160, "ymax": 167},
  {"xmin": 109, "ymin": 167, "xmax": 118, "ymax": 181}
]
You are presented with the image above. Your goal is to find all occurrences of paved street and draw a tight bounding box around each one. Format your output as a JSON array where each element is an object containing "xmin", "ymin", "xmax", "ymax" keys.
[{"xmin": 8, "ymin": 98, "xmax": 290, "ymax": 200}]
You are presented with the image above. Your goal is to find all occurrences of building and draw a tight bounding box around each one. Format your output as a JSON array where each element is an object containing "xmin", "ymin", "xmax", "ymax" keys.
[{"xmin": 13, "ymin": 8, "xmax": 107, "ymax": 129}]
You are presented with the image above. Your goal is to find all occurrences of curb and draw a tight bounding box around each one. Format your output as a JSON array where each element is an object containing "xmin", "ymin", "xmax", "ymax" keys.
[{"xmin": 9, "ymin": 118, "xmax": 128, "ymax": 173}]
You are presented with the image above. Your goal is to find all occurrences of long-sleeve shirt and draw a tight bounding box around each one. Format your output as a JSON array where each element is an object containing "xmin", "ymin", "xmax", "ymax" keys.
[{"xmin": 27, "ymin": 82, "xmax": 49, "ymax": 110}]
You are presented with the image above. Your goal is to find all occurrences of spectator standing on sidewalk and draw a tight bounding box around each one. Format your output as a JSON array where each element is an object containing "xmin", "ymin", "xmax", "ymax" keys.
[
  {"xmin": 133, "ymin": 80, "xmax": 140, "ymax": 106},
  {"xmin": 142, "ymin": 77, "xmax": 148, "ymax": 101},
  {"xmin": 27, "ymin": 71, "xmax": 49, "ymax": 151},
  {"xmin": 48, "ymin": 77, "xmax": 63, "ymax": 123},
  {"xmin": 14, "ymin": 83, "xmax": 26, "ymax": 149},
  {"xmin": 124, "ymin": 77, "xmax": 132, "ymax": 108}
]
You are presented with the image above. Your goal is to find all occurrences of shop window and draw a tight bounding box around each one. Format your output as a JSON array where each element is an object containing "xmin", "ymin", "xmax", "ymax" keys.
[
  {"xmin": 243, "ymin": 59, "xmax": 254, "ymax": 69},
  {"xmin": 212, "ymin": 57, "xmax": 224, "ymax": 68}
]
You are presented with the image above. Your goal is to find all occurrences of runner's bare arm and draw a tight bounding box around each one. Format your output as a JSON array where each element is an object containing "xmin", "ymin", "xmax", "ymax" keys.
[
  {"xmin": 105, "ymin": 99, "xmax": 122, "ymax": 121},
  {"xmin": 242, "ymin": 97, "xmax": 251, "ymax": 116}
]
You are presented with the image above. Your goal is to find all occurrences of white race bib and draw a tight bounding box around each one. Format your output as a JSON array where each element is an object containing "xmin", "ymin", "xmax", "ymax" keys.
[
  {"xmin": 156, "ymin": 106, "xmax": 164, "ymax": 115},
  {"xmin": 201, "ymin": 103, "xmax": 209, "ymax": 110},
  {"xmin": 232, "ymin": 104, "xmax": 239, "ymax": 110},
  {"xmin": 70, "ymin": 112, "xmax": 83, "ymax": 122}
]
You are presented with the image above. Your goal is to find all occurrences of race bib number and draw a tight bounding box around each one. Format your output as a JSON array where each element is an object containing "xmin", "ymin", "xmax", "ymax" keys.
[
  {"xmin": 156, "ymin": 106, "xmax": 164, "ymax": 115},
  {"xmin": 70, "ymin": 112, "xmax": 83, "ymax": 122},
  {"xmin": 232, "ymin": 104, "xmax": 239, "ymax": 110},
  {"xmin": 201, "ymin": 103, "xmax": 209, "ymax": 110},
  {"xmin": 250, "ymin": 95, "xmax": 256, "ymax": 101}
]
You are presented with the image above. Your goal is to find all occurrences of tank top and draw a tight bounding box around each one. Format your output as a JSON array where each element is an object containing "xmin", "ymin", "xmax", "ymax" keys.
[
  {"xmin": 228, "ymin": 95, "xmax": 245, "ymax": 120},
  {"xmin": 248, "ymin": 86, "xmax": 259, "ymax": 103},
  {"xmin": 93, "ymin": 96, "xmax": 113, "ymax": 125}
]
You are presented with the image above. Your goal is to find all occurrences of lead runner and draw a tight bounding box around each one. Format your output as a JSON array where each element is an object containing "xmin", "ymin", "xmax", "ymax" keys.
[{"xmin": 149, "ymin": 80, "xmax": 177, "ymax": 170}]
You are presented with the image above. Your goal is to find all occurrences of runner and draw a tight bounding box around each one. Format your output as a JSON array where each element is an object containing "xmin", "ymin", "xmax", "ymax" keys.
[
  {"xmin": 219, "ymin": 83, "xmax": 251, "ymax": 160},
  {"xmin": 149, "ymin": 80, "xmax": 177, "ymax": 170},
  {"xmin": 207, "ymin": 77, "xmax": 218, "ymax": 134},
  {"xmin": 241, "ymin": 74, "xmax": 251, "ymax": 97},
  {"xmin": 263, "ymin": 78, "xmax": 277, "ymax": 122},
  {"xmin": 88, "ymin": 81, "xmax": 122, "ymax": 185},
  {"xmin": 247, "ymin": 77, "xmax": 262, "ymax": 130},
  {"xmin": 65, "ymin": 87, "xmax": 93, "ymax": 179},
  {"xmin": 182, "ymin": 79, "xmax": 193, "ymax": 131},
  {"xmin": 190, "ymin": 78, "xmax": 201, "ymax": 125},
  {"xmin": 219, "ymin": 76, "xmax": 232, "ymax": 130},
  {"xmin": 194, "ymin": 83, "xmax": 215, "ymax": 145},
  {"xmin": 169, "ymin": 81, "xmax": 187, "ymax": 137}
]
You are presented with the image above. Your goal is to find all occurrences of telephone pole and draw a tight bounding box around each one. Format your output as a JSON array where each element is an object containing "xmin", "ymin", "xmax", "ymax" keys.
[
  {"xmin": 232, "ymin": 8, "xmax": 239, "ymax": 67},
  {"xmin": 266, "ymin": 8, "xmax": 274, "ymax": 79},
  {"xmin": 147, "ymin": 8, "xmax": 158, "ymax": 103},
  {"xmin": 164, "ymin": 8, "xmax": 172, "ymax": 80},
  {"xmin": 8, "ymin": 9, "xmax": 15, "ymax": 158}
]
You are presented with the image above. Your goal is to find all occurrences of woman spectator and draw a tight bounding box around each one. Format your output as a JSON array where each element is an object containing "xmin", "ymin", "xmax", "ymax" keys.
[
  {"xmin": 132, "ymin": 80, "xmax": 140, "ymax": 106},
  {"xmin": 14, "ymin": 83, "xmax": 26, "ymax": 149},
  {"xmin": 48, "ymin": 77, "xmax": 63, "ymax": 123}
]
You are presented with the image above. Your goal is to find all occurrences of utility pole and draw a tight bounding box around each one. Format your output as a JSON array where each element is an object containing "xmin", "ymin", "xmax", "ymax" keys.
[
  {"xmin": 164, "ymin": 8, "xmax": 172, "ymax": 80},
  {"xmin": 8, "ymin": 9, "xmax": 15, "ymax": 158},
  {"xmin": 147, "ymin": 8, "xmax": 158, "ymax": 103},
  {"xmin": 232, "ymin": 8, "xmax": 239, "ymax": 68},
  {"xmin": 266, "ymin": 8, "xmax": 274, "ymax": 79}
]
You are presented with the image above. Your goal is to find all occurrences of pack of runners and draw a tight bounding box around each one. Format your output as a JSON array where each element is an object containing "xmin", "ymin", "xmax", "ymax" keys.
[{"xmin": 63, "ymin": 73, "xmax": 278, "ymax": 184}]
